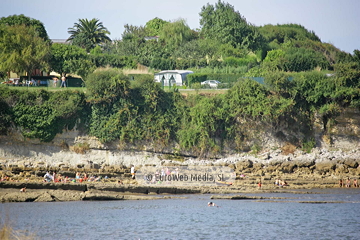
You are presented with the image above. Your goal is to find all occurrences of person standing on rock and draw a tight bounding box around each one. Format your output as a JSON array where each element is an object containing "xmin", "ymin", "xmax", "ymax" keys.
[
  {"xmin": 53, "ymin": 172, "xmax": 57, "ymax": 183},
  {"xmin": 131, "ymin": 165, "xmax": 135, "ymax": 179}
]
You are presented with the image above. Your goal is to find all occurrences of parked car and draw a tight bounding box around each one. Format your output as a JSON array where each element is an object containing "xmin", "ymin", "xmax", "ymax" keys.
[{"xmin": 201, "ymin": 80, "xmax": 221, "ymax": 88}]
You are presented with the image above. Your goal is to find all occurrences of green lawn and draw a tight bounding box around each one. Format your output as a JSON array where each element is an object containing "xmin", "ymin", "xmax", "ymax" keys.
[{"xmin": 0, "ymin": 85, "xmax": 87, "ymax": 92}]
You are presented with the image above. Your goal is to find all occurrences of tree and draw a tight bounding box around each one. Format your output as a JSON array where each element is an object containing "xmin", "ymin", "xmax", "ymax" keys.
[
  {"xmin": 258, "ymin": 24, "xmax": 321, "ymax": 47},
  {"xmin": 199, "ymin": 1, "xmax": 262, "ymax": 51},
  {"xmin": 0, "ymin": 14, "xmax": 49, "ymax": 41},
  {"xmin": 173, "ymin": 39, "xmax": 221, "ymax": 60},
  {"xmin": 122, "ymin": 24, "xmax": 147, "ymax": 40},
  {"xmin": 117, "ymin": 24, "xmax": 171, "ymax": 66},
  {"xmin": 0, "ymin": 25, "xmax": 50, "ymax": 81},
  {"xmin": 50, "ymin": 43, "xmax": 94, "ymax": 78},
  {"xmin": 67, "ymin": 18, "xmax": 111, "ymax": 52},
  {"xmin": 145, "ymin": 17, "xmax": 169, "ymax": 36},
  {"xmin": 353, "ymin": 49, "xmax": 360, "ymax": 63},
  {"xmin": 117, "ymin": 24, "xmax": 147, "ymax": 57},
  {"xmin": 159, "ymin": 19, "xmax": 196, "ymax": 49}
]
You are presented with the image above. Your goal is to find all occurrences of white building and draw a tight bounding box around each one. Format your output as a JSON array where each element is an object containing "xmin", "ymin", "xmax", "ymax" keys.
[{"xmin": 154, "ymin": 70, "xmax": 193, "ymax": 87}]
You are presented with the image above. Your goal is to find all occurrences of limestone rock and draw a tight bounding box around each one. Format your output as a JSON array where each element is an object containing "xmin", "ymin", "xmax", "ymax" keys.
[
  {"xmin": 335, "ymin": 164, "xmax": 348, "ymax": 174},
  {"xmin": 34, "ymin": 192, "xmax": 56, "ymax": 202},
  {"xmin": 235, "ymin": 160, "xmax": 253, "ymax": 170},
  {"xmin": 315, "ymin": 162, "xmax": 336, "ymax": 173},
  {"xmin": 0, "ymin": 191, "xmax": 40, "ymax": 202},
  {"xmin": 343, "ymin": 159, "xmax": 359, "ymax": 168},
  {"xmin": 281, "ymin": 162, "xmax": 297, "ymax": 173}
]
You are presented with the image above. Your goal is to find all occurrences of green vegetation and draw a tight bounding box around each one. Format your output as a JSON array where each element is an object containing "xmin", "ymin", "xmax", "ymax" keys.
[
  {"xmin": 200, "ymin": 1, "xmax": 264, "ymax": 51},
  {"xmin": 0, "ymin": 86, "xmax": 88, "ymax": 141},
  {"xmin": 0, "ymin": 24, "xmax": 50, "ymax": 82},
  {"xmin": 67, "ymin": 18, "xmax": 111, "ymax": 52},
  {"xmin": 50, "ymin": 43, "xmax": 94, "ymax": 78},
  {"xmin": 72, "ymin": 142, "xmax": 90, "ymax": 154},
  {"xmin": 0, "ymin": 14, "xmax": 49, "ymax": 41},
  {"xmin": 1, "ymin": 63, "xmax": 359, "ymax": 156},
  {"xmin": 1, "ymin": 2, "xmax": 360, "ymax": 156}
]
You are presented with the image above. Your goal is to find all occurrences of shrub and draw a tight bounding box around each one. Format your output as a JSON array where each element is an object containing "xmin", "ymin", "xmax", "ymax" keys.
[
  {"xmin": 302, "ymin": 138, "xmax": 315, "ymax": 153},
  {"xmin": 72, "ymin": 142, "xmax": 90, "ymax": 154}
]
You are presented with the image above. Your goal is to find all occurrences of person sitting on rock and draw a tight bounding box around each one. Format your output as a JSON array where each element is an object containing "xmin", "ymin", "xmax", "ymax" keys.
[
  {"xmin": 83, "ymin": 173, "xmax": 88, "ymax": 181},
  {"xmin": 339, "ymin": 179, "xmax": 344, "ymax": 187},
  {"xmin": 275, "ymin": 179, "xmax": 283, "ymax": 186},
  {"xmin": 20, "ymin": 187, "xmax": 26, "ymax": 192},
  {"xmin": 44, "ymin": 172, "xmax": 53, "ymax": 182},
  {"xmin": 75, "ymin": 172, "xmax": 81, "ymax": 181},
  {"xmin": 353, "ymin": 179, "xmax": 358, "ymax": 188},
  {"xmin": 346, "ymin": 178, "xmax": 351, "ymax": 188}
]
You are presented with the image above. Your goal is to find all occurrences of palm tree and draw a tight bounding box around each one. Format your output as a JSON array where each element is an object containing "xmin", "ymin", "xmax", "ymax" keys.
[{"xmin": 67, "ymin": 18, "xmax": 111, "ymax": 52}]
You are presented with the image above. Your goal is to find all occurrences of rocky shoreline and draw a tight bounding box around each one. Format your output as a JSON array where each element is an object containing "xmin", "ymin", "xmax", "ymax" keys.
[
  {"xmin": 1, "ymin": 133, "xmax": 360, "ymax": 203},
  {"xmin": 1, "ymin": 154, "xmax": 359, "ymax": 203}
]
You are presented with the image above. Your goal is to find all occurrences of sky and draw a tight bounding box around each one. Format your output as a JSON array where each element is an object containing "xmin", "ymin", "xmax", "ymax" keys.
[{"xmin": 1, "ymin": 0, "xmax": 359, "ymax": 53}]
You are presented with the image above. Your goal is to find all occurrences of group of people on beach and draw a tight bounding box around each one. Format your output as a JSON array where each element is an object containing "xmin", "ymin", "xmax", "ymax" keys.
[
  {"xmin": 274, "ymin": 179, "xmax": 289, "ymax": 187},
  {"xmin": 0, "ymin": 175, "xmax": 11, "ymax": 181},
  {"xmin": 339, "ymin": 178, "xmax": 358, "ymax": 188},
  {"xmin": 43, "ymin": 171, "xmax": 103, "ymax": 183}
]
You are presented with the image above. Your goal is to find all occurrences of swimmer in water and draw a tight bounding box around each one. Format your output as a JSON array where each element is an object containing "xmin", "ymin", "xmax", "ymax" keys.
[{"xmin": 208, "ymin": 202, "xmax": 217, "ymax": 207}]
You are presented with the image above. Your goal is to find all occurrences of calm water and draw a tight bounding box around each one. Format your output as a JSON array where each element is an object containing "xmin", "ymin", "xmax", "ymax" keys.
[{"xmin": 1, "ymin": 189, "xmax": 360, "ymax": 240}]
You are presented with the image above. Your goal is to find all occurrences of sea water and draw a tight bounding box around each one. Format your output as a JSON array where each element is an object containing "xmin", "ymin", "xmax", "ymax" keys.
[{"xmin": 1, "ymin": 189, "xmax": 359, "ymax": 240}]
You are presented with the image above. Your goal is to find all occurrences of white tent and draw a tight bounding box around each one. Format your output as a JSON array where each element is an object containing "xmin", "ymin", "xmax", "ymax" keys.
[{"xmin": 154, "ymin": 70, "xmax": 193, "ymax": 87}]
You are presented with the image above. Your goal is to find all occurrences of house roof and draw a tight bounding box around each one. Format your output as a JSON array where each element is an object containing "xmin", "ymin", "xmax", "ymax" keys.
[
  {"xmin": 51, "ymin": 39, "xmax": 69, "ymax": 44},
  {"xmin": 155, "ymin": 70, "xmax": 193, "ymax": 75}
]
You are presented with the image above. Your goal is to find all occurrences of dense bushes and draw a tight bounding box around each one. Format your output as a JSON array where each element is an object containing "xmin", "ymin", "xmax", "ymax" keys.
[
  {"xmin": 264, "ymin": 47, "xmax": 329, "ymax": 72},
  {"xmin": 86, "ymin": 70, "xmax": 182, "ymax": 145},
  {"xmin": 1, "ymin": 66, "xmax": 359, "ymax": 156},
  {"xmin": 0, "ymin": 87, "xmax": 87, "ymax": 141},
  {"xmin": 86, "ymin": 69, "xmax": 131, "ymax": 142}
]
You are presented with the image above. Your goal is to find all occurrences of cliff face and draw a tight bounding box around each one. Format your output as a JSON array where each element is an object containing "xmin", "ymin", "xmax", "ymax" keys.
[
  {"xmin": 0, "ymin": 108, "xmax": 360, "ymax": 169},
  {"xmin": 325, "ymin": 108, "xmax": 360, "ymax": 149}
]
